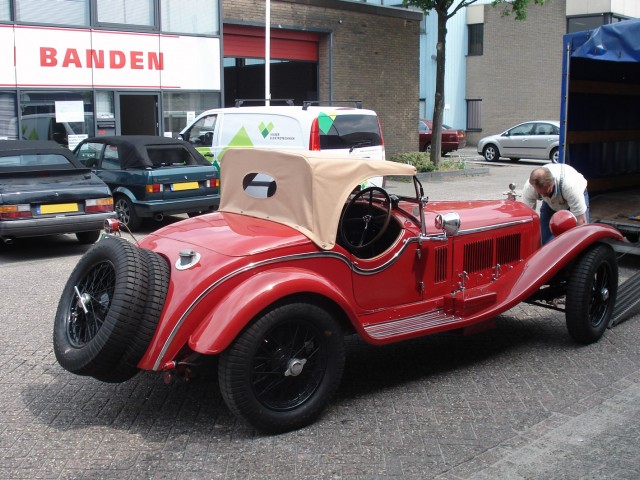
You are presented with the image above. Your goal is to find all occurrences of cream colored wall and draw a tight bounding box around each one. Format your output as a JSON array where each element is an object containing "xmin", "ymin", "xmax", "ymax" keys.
[{"xmin": 566, "ymin": 0, "xmax": 640, "ymax": 17}]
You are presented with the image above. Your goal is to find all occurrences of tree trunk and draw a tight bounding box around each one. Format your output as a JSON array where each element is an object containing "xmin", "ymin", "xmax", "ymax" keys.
[{"xmin": 430, "ymin": 7, "xmax": 447, "ymax": 168}]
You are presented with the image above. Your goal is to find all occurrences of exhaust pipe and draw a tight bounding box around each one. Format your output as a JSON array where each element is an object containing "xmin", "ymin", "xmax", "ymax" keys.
[
  {"xmin": 154, "ymin": 213, "xmax": 164, "ymax": 222},
  {"xmin": 1, "ymin": 237, "xmax": 14, "ymax": 245}
]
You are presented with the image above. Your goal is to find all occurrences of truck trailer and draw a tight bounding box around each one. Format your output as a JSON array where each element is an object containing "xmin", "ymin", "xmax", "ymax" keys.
[
  {"xmin": 560, "ymin": 19, "xmax": 640, "ymax": 325},
  {"xmin": 561, "ymin": 19, "xmax": 640, "ymax": 245}
]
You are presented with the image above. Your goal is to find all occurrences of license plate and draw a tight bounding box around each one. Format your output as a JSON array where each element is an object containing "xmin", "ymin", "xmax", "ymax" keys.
[
  {"xmin": 171, "ymin": 181, "xmax": 199, "ymax": 191},
  {"xmin": 38, "ymin": 203, "xmax": 79, "ymax": 214}
]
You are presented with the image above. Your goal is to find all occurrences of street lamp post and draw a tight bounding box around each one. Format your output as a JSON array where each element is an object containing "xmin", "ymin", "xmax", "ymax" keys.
[{"xmin": 265, "ymin": 0, "xmax": 271, "ymax": 106}]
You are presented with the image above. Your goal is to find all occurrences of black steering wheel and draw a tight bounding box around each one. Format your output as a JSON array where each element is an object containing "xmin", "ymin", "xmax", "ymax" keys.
[
  {"xmin": 340, "ymin": 187, "xmax": 392, "ymax": 251},
  {"xmin": 196, "ymin": 131, "xmax": 213, "ymax": 146}
]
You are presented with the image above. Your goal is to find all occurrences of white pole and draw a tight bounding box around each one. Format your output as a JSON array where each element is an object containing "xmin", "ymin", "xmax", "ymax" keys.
[{"xmin": 265, "ymin": 0, "xmax": 271, "ymax": 106}]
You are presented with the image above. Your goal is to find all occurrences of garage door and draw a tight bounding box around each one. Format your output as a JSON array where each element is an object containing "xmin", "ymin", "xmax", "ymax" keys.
[{"xmin": 223, "ymin": 24, "xmax": 319, "ymax": 61}]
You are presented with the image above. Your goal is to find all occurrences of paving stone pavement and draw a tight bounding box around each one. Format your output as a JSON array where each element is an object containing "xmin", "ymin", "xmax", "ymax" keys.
[{"xmin": 1, "ymin": 154, "xmax": 639, "ymax": 479}]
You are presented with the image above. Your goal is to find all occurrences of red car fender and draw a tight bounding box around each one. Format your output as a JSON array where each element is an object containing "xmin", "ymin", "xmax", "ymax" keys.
[
  {"xmin": 463, "ymin": 223, "xmax": 623, "ymax": 323},
  {"xmin": 187, "ymin": 268, "xmax": 358, "ymax": 355}
]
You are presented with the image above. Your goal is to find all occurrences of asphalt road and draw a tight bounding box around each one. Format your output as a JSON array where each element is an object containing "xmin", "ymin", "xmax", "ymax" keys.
[{"xmin": 1, "ymin": 154, "xmax": 639, "ymax": 479}]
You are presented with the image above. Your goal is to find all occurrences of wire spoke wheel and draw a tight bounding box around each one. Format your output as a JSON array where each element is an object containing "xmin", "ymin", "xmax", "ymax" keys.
[
  {"xmin": 566, "ymin": 244, "xmax": 618, "ymax": 344},
  {"xmin": 588, "ymin": 261, "xmax": 612, "ymax": 329},
  {"xmin": 219, "ymin": 301, "xmax": 345, "ymax": 433},
  {"xmin": 67, "ymin": 261, "xmax": 116, "ymax": 347},
  {"xmin": 251, "ymin": 320, "xmax": 327, "ymax": 411},
  {"xmin": 53, "ymin": 237, "xmax": 153, "ymax": 378}
]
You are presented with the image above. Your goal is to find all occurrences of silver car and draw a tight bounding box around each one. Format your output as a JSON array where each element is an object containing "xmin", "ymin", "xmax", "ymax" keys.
[{"xmin": 477, "ymin": 121, "xmax": 560, "ymax": 163}]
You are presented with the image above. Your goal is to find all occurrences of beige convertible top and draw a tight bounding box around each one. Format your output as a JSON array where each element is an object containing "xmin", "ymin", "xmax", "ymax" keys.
[{"xmin": 218, "ymin": 149, "xmax": 417, "ymax": 250}]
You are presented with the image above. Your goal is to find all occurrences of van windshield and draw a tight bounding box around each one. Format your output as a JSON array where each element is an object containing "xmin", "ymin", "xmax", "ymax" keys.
[{"xmin": 319, "ymin": 115, "xmax": 381, "ymax": 150}]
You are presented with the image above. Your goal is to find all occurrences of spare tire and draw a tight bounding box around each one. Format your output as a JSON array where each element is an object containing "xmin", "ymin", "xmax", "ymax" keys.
[
  {"xmin": 94, "ymin": 249, "xmax": 170, "ymax": 383},
  {"xmin": 53, "ymin": 237, "xmax": 150, "ymax": 378}
]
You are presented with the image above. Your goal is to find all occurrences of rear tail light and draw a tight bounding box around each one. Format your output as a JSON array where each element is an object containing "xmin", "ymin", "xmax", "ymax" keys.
[
  {"xmin": 205, "ymin": 179, "xmax": 220, "ymax": 188},
  {"xmin": 86, "ymin": 197, "xmax": 114, "ymax": 213},
  {"xmin": 0, "ymin": 204, "xmax": 32, "ymax": 219},
  {"xmin": 377, "ymin": 117, "xmax": 385, "ymax": 147},
  {"xmin": 309, "ymin": 118, "xmax": 321, "ymax": 151},
  {"xmin": 145, "ymin": 184, "xmax": 164, "ymax": 193}
]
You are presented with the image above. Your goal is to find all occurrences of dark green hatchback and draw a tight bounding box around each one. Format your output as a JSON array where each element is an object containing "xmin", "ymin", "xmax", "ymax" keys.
[{"xmin": 74, "ymin": 135, "xmax": 220, "ymax": 230}]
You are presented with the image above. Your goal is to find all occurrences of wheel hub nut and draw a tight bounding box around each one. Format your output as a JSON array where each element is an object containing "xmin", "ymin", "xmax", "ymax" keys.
[{"xmin": 285, "ymin": 358, "xmax": 307, "ymax": 377}]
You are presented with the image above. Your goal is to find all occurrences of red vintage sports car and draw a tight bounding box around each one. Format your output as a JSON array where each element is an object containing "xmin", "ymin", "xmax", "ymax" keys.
[{"xmin": 53, "ymin": 149, "xmax": 624, "ymax": 433}]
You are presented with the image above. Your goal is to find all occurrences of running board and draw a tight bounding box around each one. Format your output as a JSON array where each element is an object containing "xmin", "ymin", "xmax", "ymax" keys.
[
  {"xmin": 364, "ymin": 310, "xmax": 462, "ymax": 340},
  {"xmin": 610, "ymin": 271, "xmax": 640, "ymax": 327}
]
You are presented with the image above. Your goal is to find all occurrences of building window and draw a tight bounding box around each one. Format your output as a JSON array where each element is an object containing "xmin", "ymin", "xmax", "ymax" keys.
[
  {"xmin": 567, "ymin": 14, "xmax": 630, "ymax": 34},
  {"xmin": 0, "ymin": 0, "xmax": 10, "ymax": 21},
  {"xmin": 96, "ymin": 0, "xmax": 155, "ymax": 28},
  {"xmin": 16, "ymin": 0, "xmax": 89, "ymax": 26},
  {"xmin": 567, "ymin": 14, "xmax": 606, "ymax": 34},
  {"xmin": 96, "ymin": 91, "xmax": 115, "ymax": 122},
  {"xmin": 468, "ymin": 23, "xmax": 483, "ymax": 56},
  {"xmin": 160, "ymin": 0, "xmax": 219, "ymax": 35},
  {"xmin": 162, "ymin": 92, "xmax": 221, "ymax": 137},
  {"xmin": 466, "ymin": 99, "xmax": 481, "ymax": 131},
  {"xmin": 419, "ymin": 98, "xmax": 426, "ymax": 120},
  {"xmin": 0, "ymin": 92, "xmax": 18, "ymax": 140},
  {"xmin": 19, "ymin": 91, "xmax": 94, "ymax": 148}
]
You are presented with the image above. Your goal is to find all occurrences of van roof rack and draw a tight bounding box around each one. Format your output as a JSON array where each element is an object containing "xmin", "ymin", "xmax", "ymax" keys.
[
  {"xmin": 234, "ymin": 98, "xmax": 295, "ymax": 107},
  {"xmin": 302, "ymin": 100, "xmax": 363, "ymax": 110}
]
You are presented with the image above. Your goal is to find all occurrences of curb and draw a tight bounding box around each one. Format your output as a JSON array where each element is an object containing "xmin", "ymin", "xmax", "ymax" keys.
[{"xmin": 416, "ymin": 166, "xmax": 489, "ymax": 181}]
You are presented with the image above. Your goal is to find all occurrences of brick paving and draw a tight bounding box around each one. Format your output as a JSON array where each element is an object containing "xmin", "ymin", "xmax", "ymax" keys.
[{"xmin": 1, "ymin": 154, "xmax": 639, "ymax": 479}]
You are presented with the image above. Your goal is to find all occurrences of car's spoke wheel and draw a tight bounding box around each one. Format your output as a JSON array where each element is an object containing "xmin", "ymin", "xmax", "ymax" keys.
[
  {"xmin": 93, "ymin": 248, "xmax": 170, "ymax": 383},
  {"xmin": 550, "ymin": 148, "xmax": 559, "ymax": 163},
  {"xmin": 219, "ymin": 302, "xmax": 345, "ymax": 433},
  {"xmin": 565, "ymin": 244, "xmax": 618, "ymax": 344},
  {"xmin": 53, "ymin": 237, "xmax": 150, "ymax": 378},
  {"xmin": 483, "ymin": 144, "xmax": 499, "ymax": 162},
  {"xmin": 115, "ymin": 195, "xmax": 141, "ymax": 230}
]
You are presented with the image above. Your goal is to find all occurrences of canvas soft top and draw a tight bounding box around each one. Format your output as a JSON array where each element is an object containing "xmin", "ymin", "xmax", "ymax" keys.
[
  {"xmin": 218, "ymin": 149, "xmax": 416, "ymax": 250},
  {"xmin": 0, "ymin": 140, "xmax": 85, "ymax": 173},
  {"xmin": 81, "ymin": 135, "xmax": 210, "ymax": 169},
  {"xmin": 0, "ymin": 140, "xmax": 76, "ymax": 159}
]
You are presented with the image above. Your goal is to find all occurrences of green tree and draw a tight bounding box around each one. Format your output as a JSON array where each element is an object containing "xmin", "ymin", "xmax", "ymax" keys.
[{"xmin": 403, "ymin": 0, "xmax": 547, "ymax": 166}]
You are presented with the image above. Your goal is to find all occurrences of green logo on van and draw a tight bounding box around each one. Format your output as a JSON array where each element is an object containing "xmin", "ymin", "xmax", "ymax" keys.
[
  {"xmin": 259, "ymin": 121, "xmax": 274, "ymax": 138},
  {"xmin": 318, "ymin": 112, "xmax": 337, "ymax": 134}
]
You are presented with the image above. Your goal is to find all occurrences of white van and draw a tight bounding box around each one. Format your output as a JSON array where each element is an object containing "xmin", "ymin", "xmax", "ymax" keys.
[
  {"xmin": 177, "ymin": 103, "xmax": 386, "ymax": 177},
  {"xmin": 19, "ymin": 113, "xmax": 92, "ymax": 149}
]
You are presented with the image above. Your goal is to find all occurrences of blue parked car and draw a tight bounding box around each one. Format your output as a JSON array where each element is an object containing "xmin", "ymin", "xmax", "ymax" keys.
[{"xmin": 74, "ymin": 136, "xmax": 220, "ymax": 230}]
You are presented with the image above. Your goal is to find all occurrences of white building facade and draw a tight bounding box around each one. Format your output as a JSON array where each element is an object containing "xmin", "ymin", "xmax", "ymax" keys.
[{"xmin": 0, "ymin": 1, "xmax": 223, "ymax": 147}]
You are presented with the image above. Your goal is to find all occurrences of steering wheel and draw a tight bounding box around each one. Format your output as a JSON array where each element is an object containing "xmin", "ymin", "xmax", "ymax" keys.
[
  {"xmin": 196, "ymin": 131, "xmax": 213, "ymax": 146},
  {"xmin": 340, "ymin": 187, "xmax": 392, "ymax": 251}
]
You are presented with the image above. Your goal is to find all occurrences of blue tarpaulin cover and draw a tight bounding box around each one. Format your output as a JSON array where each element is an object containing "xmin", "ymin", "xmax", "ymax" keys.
[
  {"xmin": 560, "ymin": 19, "xmax": 640, "ymax": 181},
  {"xmin": 569, "ymin": 19, "xmax": 640, "ymax": 62}
]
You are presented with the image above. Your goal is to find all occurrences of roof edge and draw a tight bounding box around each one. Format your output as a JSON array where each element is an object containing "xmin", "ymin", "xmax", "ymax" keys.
[{"xmin": 277, "ymin": 0, "xmax": 423, "ymax": 21}]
